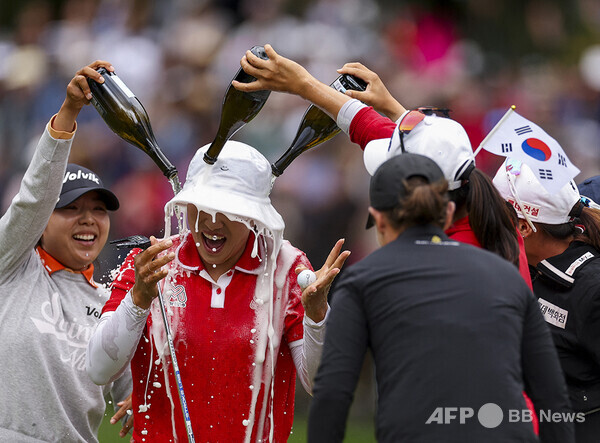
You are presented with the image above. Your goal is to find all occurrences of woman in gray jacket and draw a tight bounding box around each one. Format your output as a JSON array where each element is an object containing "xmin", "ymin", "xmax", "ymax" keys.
[{"xmin": 0, "ymin": 60, "xmax": 132, "ymax": 442}]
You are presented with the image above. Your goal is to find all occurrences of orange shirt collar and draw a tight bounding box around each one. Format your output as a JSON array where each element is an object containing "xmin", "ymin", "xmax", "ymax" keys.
[{"xmin": 36, "ymin": 246, "xmax": 98, "ymax": 288}]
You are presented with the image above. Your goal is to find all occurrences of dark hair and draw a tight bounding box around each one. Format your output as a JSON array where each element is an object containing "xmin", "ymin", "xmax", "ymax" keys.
[
  {"xmin": 536, "ymin": 221, "xmax": 576, "ymax": 240},
  {"xmin": 450, "ymin": 169, "xmax": 520, "ymax": 266},
  {"xmin": 538, "ymin": 207, "xmax": 600, "ymax": 251},
  {"xmin": 384, "ymin": 177, "xmax": 449, "ymax": 230}
]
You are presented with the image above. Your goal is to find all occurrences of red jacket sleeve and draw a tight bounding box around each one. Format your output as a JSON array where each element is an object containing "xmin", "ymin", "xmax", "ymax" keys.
[
  {"xmin": 284, "ymin": 252, "xmax": 313, "ymax": 344},
  {"xmin": 349, "ymin": 107, "xmax": 397, "ymax": 150},
  {"xmin": 102, "ymin": 248, "xmax": 142, "ymax": 314}
]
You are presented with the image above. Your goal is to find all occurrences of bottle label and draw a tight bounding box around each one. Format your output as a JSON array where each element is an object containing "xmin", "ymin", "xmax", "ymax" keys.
[
  {"xmin": 112, "ymin": 74, "xmax": 136, "ymax": 98},
  {"xmin": 90, "ymin": 96, "xmax": 106, "ymax": 117},
  {"xmin": 331, "ymin": 78, "xmax": 347, "ymax": 94}
]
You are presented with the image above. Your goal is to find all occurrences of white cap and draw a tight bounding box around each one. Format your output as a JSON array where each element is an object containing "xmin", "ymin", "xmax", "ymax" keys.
[
  {"xmin": 165, "ymin": 141, "xmax": 284, "ymax": 234},
  {"xmin": 363, "ymin": 111, "xmax": 475, "ymax": 190},
  {"xmin": 493, "ymin": 158, "xmax": 580, "ymax": 225}
]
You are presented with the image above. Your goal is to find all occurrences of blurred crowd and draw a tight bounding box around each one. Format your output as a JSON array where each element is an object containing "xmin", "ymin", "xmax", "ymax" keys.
[{"xmin": 0, "ymin": 0, "xmax": 599, "ymax": 282}]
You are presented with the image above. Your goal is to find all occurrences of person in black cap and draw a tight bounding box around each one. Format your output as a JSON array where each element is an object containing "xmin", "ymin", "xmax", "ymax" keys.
[
  {"xmin": 0, "ymin": 61, "xmax": 132, "ymax": 442},
  {"xmin": 307, "ymin": 153, "xmax": 574, "ymax": 443},
  {"xmin": 494, "ymin": 162, "xmax": 600, "ymax": 442},
  {"xmin": 41, "ymin": 163, "xmax": 119, "ymax": 273},
  {"xmin": 578, "ymin": 175, "xmax": 600, "ymax": 209}
]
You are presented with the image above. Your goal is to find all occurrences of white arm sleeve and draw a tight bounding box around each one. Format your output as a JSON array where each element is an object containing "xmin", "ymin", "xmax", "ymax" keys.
[
  {"xmin": 86, "ymin": 290, "xmax": 149, "ymax": 385},
  {"xmin": 290, "ymin": 305, "xmax": 330, "ymax": 395},
  {"xmin": 336, "ymin": 99, "xmax": 368, "ymax": 135}
]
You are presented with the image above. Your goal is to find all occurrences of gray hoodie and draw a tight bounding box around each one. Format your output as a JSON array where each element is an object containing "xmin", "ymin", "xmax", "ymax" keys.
[{"xmin": 0, "ymin": 123, "xmax": 132, "ymax": 442}]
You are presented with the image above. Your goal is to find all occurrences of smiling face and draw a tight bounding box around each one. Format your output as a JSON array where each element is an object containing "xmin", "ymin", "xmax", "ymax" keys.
[
  {"xmin": 187, "ymin": 205, "xmax": 251, "ymax": 279},
  {"xmin": 40, "ymin": 191, "xmax": 110, "ymax": 271}
]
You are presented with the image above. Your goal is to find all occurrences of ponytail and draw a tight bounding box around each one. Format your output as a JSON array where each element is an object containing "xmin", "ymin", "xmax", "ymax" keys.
[
  {"xmin": 463, "ymin": 169, "xmax": 520, "ymax": 265},
  {"xmin": 385, "ymin": 177, "xmax": 449, "ymax": 230},
  {"xmin": 536, "ymin": 206, "xmax": 600, "ymax": 252},
  {"xmin": 573, "ymin": 207, "xmax": 600, "ymax": 250}
]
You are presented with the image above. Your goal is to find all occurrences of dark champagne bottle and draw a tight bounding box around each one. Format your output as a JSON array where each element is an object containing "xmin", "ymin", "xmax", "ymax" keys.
[
  {"xmin": 271, "ymin": 74, "xmax": 367, "ymax": 177},
  {"xmin": 203, "ymin": 46, "xmax": 271, "ymax": 165},
  {"xmin": 87, "ymin": 68, "xmax": 181, "ymax": 193}
]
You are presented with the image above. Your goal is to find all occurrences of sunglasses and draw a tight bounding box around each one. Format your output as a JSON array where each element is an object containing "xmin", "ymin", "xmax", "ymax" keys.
[{"xmin": 395, "ymin": 107, "xmax": 451, "ymax": 153}]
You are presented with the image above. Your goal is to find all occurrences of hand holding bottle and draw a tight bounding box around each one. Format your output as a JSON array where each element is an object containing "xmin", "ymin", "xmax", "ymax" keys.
[
  {"xmin": 54, "ymin": 60, "xmax": 114, "ymax": 133},
  {"xmin": 234, "ymin": 44, "xmax": 352, "ymax": 121},
  {"xmin": 336, "ymin": 62, "xmax": 406, "ymax": 121},
  {"xmin": 234, "ymin": 44, "xmax": 313, "ymax": 96}
]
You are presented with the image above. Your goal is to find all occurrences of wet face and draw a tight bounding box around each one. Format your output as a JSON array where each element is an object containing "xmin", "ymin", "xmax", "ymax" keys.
[
  {"xmin": 187, "ymin": 205, "xmax": 251, "ymax": 278},
  {"xmin": 40, "ymin": 191, "xmax": 110, "ymax": 271}
]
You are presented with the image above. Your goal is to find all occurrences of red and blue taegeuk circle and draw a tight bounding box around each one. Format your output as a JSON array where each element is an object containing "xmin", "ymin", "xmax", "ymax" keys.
[{"xmin": 521, "ymin": 138, "xmax": 551, "ymax": 161}]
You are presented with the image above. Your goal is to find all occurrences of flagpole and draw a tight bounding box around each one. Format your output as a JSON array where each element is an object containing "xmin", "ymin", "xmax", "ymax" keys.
[{"xmin": 473, "ymin": 105, "xmax": 516, "ymax": 158}]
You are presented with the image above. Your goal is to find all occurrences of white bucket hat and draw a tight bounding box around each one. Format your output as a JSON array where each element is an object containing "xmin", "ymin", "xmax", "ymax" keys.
[
  {"xmin": 363, "ymin": 111, "xmax": 475, "ymax": 190},
  {"xmin": 493, "ymin": 158, "xmax": 581, "ymax": 228},
  {"xmin": 165, "ymin": 141, "xmax": 284, "ymax": 234}
]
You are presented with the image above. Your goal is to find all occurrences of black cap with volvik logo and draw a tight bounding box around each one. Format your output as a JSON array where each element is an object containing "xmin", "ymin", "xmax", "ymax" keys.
[
  {"xmin": 57, "ymin": 164, "xmax": 119, "ymax": 210},
  {"xmin": 366, "ymin": 153, "xmax": 445, "ymax": 229}
]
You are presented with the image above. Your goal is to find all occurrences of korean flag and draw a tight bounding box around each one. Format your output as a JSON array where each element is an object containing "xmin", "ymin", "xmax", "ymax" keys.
[{"xmin": 479, "ymin": 108, "xmax": 580, "ymax": 194}]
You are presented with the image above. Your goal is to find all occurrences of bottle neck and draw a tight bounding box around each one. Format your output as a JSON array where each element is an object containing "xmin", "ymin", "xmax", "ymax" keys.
[
  {"xmin": 143, "ymin": 138, "xmax": 177, "ymax": 178},
  {"xmin": 271, "ymin": 129, "xmax": 314, "ymax": 176},
  {"xmin": 271, "ymin": 108, "xmax": 341, "ymax": 176},
  {"xmin": 204, "ymin": 133, "xmax": 227, "ymax": 165}
]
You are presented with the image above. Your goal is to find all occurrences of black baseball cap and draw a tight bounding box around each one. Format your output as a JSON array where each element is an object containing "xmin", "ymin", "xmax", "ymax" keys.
[
  {"xmin": 57, "ymin": 164, "xmax": 119, "ymax": 210},
  {"xmin": 366, "ymin": 153, "xmax": 445, "ymax": 228},
  {"xmin": 578, "ymin": 175, "xmax": 600, "ymax": 206}
]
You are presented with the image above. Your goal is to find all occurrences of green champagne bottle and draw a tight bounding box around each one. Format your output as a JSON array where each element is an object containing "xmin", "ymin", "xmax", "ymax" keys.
[
  {"xmin": 271, "ymin": 74, "xmax": 367, "ymax": 177},
  {"xmin": 203, "ymin": 46, "xmax": 271, "ymax": 165},
  {"xmin": 87, "ymin": 68, "xmax": 181, "ymax": 193}
]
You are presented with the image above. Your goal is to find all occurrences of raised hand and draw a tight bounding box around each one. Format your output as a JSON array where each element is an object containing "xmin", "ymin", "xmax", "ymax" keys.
[
  {"xmin": 232, "ymin": 44, "xmax": 312, "ymax": 95},
  {"xmin": 337, "ymin": 62, "xmax": 406, "ymax": 121},
  {"xmin": 233, "ymin": 44, "xmax": 351, "ymax": 120},
  {"xmin": 297, "ymin": 238, "xmax": 351, "ymax": 323},
  {"xmin": 54, "ymin": 60, "xmax": 115, "ymax": 132},
  {"xmin": 131, "ymin": 236, "xmax": 175, "ymax": 309}
]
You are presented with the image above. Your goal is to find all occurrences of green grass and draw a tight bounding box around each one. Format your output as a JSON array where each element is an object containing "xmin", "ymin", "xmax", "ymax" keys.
[
  {"xmin": 98, "ymin": 408, "xmax": 376, "ymax": 442},
  {"xmin": 288, "ymin": 415, "xmax": 376, "ymax": 442},
  {"xmin": 99, "ymin": 369, "xmax": 377, "ymax": 442},
  {"xmin": 98, "ymin": 405, "xmax": 125, "ymax": 442}
]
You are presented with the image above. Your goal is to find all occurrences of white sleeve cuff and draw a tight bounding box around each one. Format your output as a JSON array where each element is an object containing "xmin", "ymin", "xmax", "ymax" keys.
[
  {"xmin": 303, "ymin": 304, "xmax": 330, "ymax": 328},
  {"xmin": 336, "ymin": 99, "xmax": 368, "ymax": 135},
  {"xmin": 123, "ymin": 289, "xmax": 151, "ymax": 319}
]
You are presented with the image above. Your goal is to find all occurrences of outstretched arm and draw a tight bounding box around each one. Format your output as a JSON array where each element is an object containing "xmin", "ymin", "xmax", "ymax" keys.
[
  {"xmin": 86, "ymin": 237, "xmax": 175, "ymax": 385},
  {"xmin": 291, "ymin": 239, "xmax": 351, "ymax": 394},
  {"xmin": 232, "ymin": 44, "xmax": 352, "ymax": 121},
  {"xmin": 0, "ymin": 60, "xmax": 113, "ymax": 280}
]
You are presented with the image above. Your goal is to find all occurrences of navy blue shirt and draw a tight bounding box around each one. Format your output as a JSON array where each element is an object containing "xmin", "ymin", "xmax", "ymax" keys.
[
  {"xmin": 308, "ymin": 225, "xmax": 573, "ymax": 443},
  {"xmin": 532, "ymin": 241, "xmax": 600, "ymax": 412}
]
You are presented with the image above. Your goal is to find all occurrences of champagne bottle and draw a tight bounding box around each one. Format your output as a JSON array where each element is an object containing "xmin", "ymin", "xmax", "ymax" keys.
[
  {"xmin": 203, "ymin": 46, "xmax": 271, "ymax": 165},
  {"xmin": 271, "ymin": 74, "xmax": 367, "ymax": 177},
  {"xmin": 87, "ymin": 68, "xmax": 181, "ymax": 193}
]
